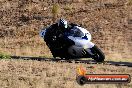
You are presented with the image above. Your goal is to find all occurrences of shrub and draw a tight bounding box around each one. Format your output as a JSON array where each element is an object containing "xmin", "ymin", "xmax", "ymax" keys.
[
  {"xmin": 127, "ymin": 0, "xmax": 132, "ymax": 5},
  {"xmin": 52, "ymin": 3, "xmax": 60, "ymax": 22},
  {"xmin": 0, "ymin": 52, "xmax": 11, "ymax": 59}
]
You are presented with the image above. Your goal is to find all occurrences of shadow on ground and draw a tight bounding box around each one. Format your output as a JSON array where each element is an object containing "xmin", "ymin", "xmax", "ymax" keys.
[{"xmin": 11, "ymin": 56, "xmax": 132, "ymax": 67}]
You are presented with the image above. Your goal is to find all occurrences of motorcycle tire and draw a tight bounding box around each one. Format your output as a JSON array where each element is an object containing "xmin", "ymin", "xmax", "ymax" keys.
[{"xmin": 91, "ymin": 45, "xmax": 105, "ymax": 62}]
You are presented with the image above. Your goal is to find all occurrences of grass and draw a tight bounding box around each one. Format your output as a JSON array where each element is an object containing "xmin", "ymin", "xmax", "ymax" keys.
[
  {"xmin": 0, "ymin": 0, "xmax": 131, "ymax": 60},
  {"xmin": 0, "ymin": 52, "xmax": 11, "ymax": 59},
  {"xmin": 105, "ymin": 54, "xmax": 132, "ymax": 62},
  {"xmin": 52, "ymin": 3, "xmax": 60, "ymax": 22},
  {"xmin": 0, "ymin": 0, "xmax": 132, "ymax": 87},
  {"xmin": 38, "ymin": 55, "xmax": 52, "ymax": 58},
  {"xmin": 127, "ymin": 0, "xmax": 132, "ymax": 5},
  {"xmin": 0, "ymin": 59, "xmax": 131, "ymax": 88},
  {"xmin": 106, "ymin": 58, "xmax": 132, "ymax": 62},
  {"xmin": 80, "ymin": 57, "xmax": 132, "ymax": 63},
  {"xmin": 64, "ymin": 4, "xmax": 73, "ymax": 11}
]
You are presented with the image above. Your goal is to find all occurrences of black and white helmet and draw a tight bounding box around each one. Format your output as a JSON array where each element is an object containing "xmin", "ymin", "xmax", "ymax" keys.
[{"xmin": 58, "ymin": 19, "xmax": 68, "ymax": 29}]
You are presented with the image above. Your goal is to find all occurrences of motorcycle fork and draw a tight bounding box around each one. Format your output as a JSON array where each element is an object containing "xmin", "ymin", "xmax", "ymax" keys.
[{"xmin": 83, "ymin": 48, "xmax": 98, "ymax": 58}]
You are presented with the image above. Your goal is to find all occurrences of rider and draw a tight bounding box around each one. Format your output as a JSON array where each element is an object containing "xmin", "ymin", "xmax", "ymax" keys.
[
  {"xmin": 44, "ymin": 19, "xmax": 77, "ymax": 58},
  {"xmin": 44, "ymin": 18, "xmax": 78, "ymax": 45}
]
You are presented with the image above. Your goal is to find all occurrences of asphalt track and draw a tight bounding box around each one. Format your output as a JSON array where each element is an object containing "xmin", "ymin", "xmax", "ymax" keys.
[{"xmin": 11, "ymin": 56, "xmax": 132, "ymax": 67}]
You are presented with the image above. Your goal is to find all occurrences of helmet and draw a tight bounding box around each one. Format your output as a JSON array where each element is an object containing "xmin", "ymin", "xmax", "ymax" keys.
[{"xmin": 58, "ymin": 19, "xmax": 68, "ymax": 29}]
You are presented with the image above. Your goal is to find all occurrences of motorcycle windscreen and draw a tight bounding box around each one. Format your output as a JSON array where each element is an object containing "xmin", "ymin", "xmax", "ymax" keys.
[
  {"xmin": 69, "ymin": 26, "xmax": 90, "ymax": 40},
  {"xmin": 69, "ymin": 28, "xmax": 84, "ymax": 37}
]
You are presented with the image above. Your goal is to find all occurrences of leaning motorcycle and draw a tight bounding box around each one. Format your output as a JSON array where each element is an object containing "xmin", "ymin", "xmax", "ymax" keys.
[{"xmin": 40, "ymin": 26, "xmax": 105, "ymax": 62}]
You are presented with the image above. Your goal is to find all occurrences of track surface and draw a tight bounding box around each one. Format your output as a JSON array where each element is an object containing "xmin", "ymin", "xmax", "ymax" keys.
[{"xmin": 11, "ymin": 56, "xmax": 132, "ymax": 67}]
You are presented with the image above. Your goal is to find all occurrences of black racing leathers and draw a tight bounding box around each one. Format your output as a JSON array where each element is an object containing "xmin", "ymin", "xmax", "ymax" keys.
[{"xmin": 44, "ymin": 23, "xmax": 77, "ymax": 57}]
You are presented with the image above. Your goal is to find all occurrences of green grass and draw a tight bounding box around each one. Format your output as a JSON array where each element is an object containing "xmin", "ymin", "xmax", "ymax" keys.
[{"xmin": 0, "ymin": 52, "xmax": 11, "ymax": 59}]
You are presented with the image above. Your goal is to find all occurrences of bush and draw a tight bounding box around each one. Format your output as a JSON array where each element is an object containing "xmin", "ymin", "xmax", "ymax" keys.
[
  {"xmin": 52, "ymin": 3, "xmax": 60, "ymax": 22},
  {"xmin": 0, "ymin": 53, "xmax": 11, "ymax": 59},
  {"xmin": 127, "ymin": 0, "xmax": 132, "ymax": 5}
]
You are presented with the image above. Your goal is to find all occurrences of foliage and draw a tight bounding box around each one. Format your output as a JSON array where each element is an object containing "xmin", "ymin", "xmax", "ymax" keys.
[
  {"xmin": 0, "ymin": 52, "xmax": 11, "ymax": 59},
  {"xmin": 52, "ymin": 3, "xmax": 60, "ymax": 22},
  {"xmin": 127, "ymin": 0, "xmax": 132, "ymax": 5}
]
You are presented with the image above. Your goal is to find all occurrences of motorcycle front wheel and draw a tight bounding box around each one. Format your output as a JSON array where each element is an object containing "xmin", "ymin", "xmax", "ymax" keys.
[{"xmin": 90, "ymin": 45, "xmax": 105, "ymax": 62}]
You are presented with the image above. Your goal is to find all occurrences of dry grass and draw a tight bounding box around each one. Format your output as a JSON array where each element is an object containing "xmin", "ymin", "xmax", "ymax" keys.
[
  {"xmin": 127, "ymin": 0, "xmax": 132, "ymax": 5},
  {"xmin": 0, "ymin": 0, "xmax": 132, "ymax": 88},
  {"xmin": 52, "ymin": 3, "xmax": 61, "ymax": 22},
  {"xmin": 0, "ymin": 0, "xmax": 132, "ymax": 59},
  {"xmin": 0, "ymin": 35, "xmax": 52, "ymax": 57},
  {"xmin": 0, "ymin": 59, "xmax": 131, "ymax": 88}
]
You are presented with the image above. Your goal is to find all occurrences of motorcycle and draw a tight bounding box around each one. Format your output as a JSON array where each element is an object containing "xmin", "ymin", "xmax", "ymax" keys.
[{"xmin": 40, "ymin": 26, "xmax": 105, "ymax": 62}]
